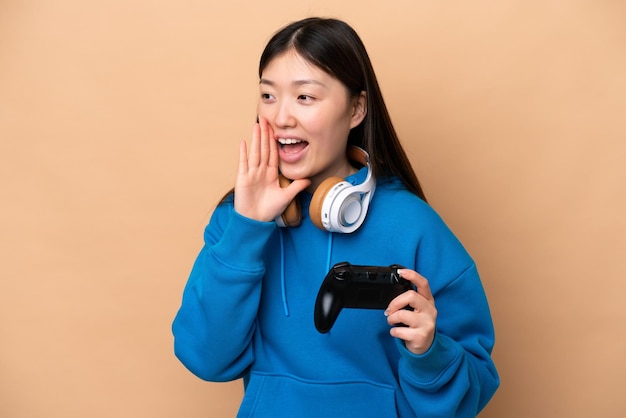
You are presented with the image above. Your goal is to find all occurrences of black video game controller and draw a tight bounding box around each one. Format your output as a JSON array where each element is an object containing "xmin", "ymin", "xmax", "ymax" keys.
[{"xmin": 314, "ymin": 261, "xmax": 413, "ymax": 333}]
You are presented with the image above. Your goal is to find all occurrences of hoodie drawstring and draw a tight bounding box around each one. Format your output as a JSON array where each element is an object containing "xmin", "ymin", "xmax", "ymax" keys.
[
  {"xmin": 279, "ymin": 228, "xmax": 289, "ymax": 317},
  {"xmin": 325, "ymin": 232, "xmax": 334, "ymax": 273},
  {"xmin": 279, "ymin": 228, "xmax": 335, "ymax": 318}
]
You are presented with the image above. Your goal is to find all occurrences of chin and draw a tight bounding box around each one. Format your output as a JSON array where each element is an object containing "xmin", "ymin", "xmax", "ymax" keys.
[{"xmin": 278, "ymin": 167, "xmax": 308, "ymax": 182}]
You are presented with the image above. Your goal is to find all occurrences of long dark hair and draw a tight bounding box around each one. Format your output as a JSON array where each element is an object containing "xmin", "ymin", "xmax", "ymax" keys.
[{"xmin": 259, "ymin": 17, "xmax": 426, "ymax": 201}]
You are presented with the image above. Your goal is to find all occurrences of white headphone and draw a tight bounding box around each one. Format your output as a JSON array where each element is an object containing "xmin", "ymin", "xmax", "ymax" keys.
[{"xmin": 276, "ymin": 146, "xmax": 376, "ymax": 233}]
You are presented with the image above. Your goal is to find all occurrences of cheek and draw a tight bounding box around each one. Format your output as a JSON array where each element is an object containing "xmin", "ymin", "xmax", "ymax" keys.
[
  {"xmin": 323, "ymin": 115, "xmax": 354, "ymax": 140},
  {"xmin": 256, "ymin": 104, "xmax": 271, "ymax": 120},
  {"xmin": 307, "ymin": 109, "xmax": 352, "ymax": 136}
]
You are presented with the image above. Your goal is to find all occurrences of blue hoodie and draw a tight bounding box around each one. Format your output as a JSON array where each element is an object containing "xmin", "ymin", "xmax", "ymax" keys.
[{"xmin": 172, "ymin": 169, "xmax": 499, "ymax": 417}]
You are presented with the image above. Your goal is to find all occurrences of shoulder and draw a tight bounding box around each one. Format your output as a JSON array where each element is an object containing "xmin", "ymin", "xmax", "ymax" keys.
[
  {"xmin": 373, "ymin": 177, "xmax": 442, "ymax": 225},
  {"xmin": 370, "ymin": 177, "xmax": 468, "ymax": 253},
  {"xmin": 202, "ymin": 193, "xmax": 235, "ymax": 243},
  {"xmin": 371, "ymin": 177, "xmax": 475, "ymax": 287}
]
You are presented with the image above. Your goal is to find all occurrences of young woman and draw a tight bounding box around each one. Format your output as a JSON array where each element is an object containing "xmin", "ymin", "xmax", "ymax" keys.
[{"xmin": 173, "ymin": 17, "xmax": 499, "ymax": 417}]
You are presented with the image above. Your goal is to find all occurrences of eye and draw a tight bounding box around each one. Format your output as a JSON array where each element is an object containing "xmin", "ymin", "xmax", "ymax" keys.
[
  {"xmin": 260, "ymin": 93, "xmax": 275, "ymax": 102},
  {"xmin": 297, "ymin": 94, "xmax": 315, "ymax": 103}
]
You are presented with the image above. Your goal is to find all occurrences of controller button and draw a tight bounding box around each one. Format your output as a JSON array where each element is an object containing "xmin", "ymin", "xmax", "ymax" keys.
[{"xmin": 335, "ymin": 270, "xmax": 348, "ymax": 280}]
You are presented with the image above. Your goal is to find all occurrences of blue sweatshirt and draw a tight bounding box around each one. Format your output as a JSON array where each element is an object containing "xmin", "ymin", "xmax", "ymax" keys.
[{"xmin": 172, "ymin": 169, "xmax": 499, "ymax": 417}]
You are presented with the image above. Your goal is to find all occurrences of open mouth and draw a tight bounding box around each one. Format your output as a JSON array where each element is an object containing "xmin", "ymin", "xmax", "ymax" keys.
[{"xmin": 277, "ymin": 138, "xmax": 309, "ymax": 155}]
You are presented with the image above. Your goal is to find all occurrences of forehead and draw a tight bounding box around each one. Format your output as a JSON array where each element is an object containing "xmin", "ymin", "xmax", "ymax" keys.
[{"xmin": 260, "ymin": 50, "xmax": 333, "ymax": 85}]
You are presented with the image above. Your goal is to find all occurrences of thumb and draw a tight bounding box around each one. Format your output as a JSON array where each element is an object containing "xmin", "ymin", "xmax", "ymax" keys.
[{"xmin": 284, "ymin": 178, "xmax": 311, "ymax": 200}]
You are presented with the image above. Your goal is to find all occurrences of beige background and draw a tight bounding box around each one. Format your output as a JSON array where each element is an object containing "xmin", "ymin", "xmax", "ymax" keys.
[{"xmin": 1, "ymin": 0, "xmax": 625, "ymax": 417}]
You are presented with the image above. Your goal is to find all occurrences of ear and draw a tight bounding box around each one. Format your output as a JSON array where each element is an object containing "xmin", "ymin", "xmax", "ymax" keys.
[{"xmin": 349, "ymin": 91, "xmax": 367, "ymax": 129}]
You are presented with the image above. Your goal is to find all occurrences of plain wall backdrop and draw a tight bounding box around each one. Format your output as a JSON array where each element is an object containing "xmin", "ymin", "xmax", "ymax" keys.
[{"xmin": 1, "ymin": 0, "xmax": 625, "ymax": 417}]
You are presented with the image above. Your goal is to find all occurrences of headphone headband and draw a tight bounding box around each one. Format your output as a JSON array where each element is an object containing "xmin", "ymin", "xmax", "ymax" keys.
[{"xmin": 347, "ymin": 145, "xmax": 369, "ymax": 167}]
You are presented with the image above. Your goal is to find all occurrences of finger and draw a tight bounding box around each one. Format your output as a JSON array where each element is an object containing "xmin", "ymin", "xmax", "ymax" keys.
[
  {"xmin": 286, "ymin": 178, "xmax": 311, "ymax": 196},
  {"xmin": 248, "ymin": 121, "xmax": 261, "ymax": 167},
  {"xmin": 267, "ymin": 122, "xmax": 279, "ymax": 169},
  {"xmin": 389, "ymin": 324, "xmax": 435, "ymax": 355},
  {"xmin": 385, "ymin": 289, "xmax": 421, "ymax": 316},
  {"xmin": 386, "ymin": 306, "xmax": 416, "ymax": 327},
  {"xmin": 238, "ymin": 139, "xmax": 248, "ymax": 176},
  {"xmin": 259, "ymin": 116, "xmax": 271, "ymax": 166},
  {"xmin": 398, "ymin": 269, "xmax": 434, "ymax": 301}
]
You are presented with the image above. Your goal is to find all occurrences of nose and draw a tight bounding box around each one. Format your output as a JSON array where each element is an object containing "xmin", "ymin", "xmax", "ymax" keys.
[{"xmin": 273, "ymin": 101, "xmax": 297, "ymax": 129}]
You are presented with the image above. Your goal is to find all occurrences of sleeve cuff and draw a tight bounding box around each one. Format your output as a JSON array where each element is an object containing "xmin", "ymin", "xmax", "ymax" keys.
[
  {"xmin": 395, "ymin": 332, "xmax": 463, "ymax": 386},
  {"xmin": 210, "ymin": 210, "xmax": 277, "ymax": 272}
]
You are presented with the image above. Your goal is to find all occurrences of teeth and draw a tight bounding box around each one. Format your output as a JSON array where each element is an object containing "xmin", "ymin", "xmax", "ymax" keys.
[{"xmin": 278, "ymin": 138, "xmax": 302, "ymax": 145}]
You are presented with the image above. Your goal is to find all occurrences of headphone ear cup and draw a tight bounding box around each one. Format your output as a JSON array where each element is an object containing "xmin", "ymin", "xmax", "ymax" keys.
[
  {"xmin": 310, "ymin": 176, "xmax": 344, "ymax": 230},
  {"xmin": 278, "ymin": 175, "xmax": 301, "ymax": 227}
]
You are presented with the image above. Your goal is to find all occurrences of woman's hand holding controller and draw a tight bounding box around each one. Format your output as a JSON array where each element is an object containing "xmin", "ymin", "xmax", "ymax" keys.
[{"xmin": 385, "ymin": 269, "xmax": 437, "ymax": 355}]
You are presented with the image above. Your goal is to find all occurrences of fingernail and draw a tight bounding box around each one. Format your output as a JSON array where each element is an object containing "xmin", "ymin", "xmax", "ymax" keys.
[{"xmin": 384, "ymin": 309, "xmax": 390, "ymax": 317}]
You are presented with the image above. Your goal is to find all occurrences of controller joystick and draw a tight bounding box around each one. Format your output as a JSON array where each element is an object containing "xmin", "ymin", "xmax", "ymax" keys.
[{"xmin": 314, "ymin": 261, "xmax": 413, "ymax": 333}]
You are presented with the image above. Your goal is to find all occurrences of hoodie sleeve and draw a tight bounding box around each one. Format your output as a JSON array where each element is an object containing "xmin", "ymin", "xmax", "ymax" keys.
[
  {"xmin": 395, "ymin": 201, "xmax": 500, "ymax": 417},
  {"xmin": 172, "ymin": 202, "xmax": 276, "ymax": 381},
  {"xmin": 396, "ymin": 264, "xmax": 500, "ymax": 417}
]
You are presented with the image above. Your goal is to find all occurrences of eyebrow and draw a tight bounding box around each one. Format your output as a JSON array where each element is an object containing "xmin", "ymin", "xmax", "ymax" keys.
[{"xmin": 259, "ymin": 78, "xmax": 327, "ymax": 88}]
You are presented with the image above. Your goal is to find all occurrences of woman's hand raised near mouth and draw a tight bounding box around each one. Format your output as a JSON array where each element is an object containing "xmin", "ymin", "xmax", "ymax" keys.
[{"xmin": 234, "ymin": 117, "xmax": 311, "ymax": 222}]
